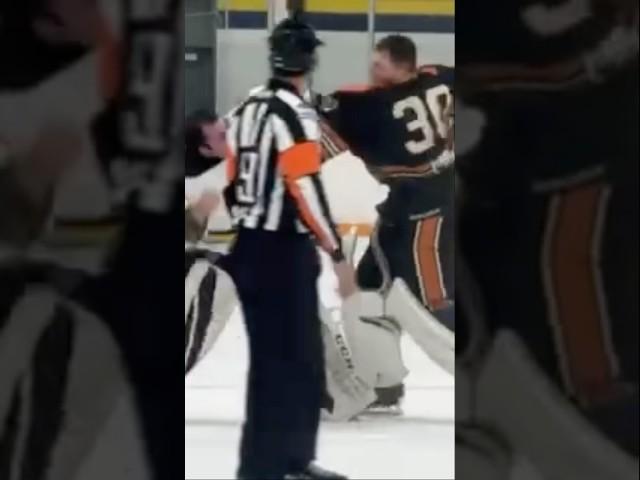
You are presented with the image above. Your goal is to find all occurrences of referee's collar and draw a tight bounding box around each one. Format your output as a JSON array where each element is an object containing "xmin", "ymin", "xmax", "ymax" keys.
[{"xmin": 268, "ymin": 78, "xmax": 302, "ymax": 97}]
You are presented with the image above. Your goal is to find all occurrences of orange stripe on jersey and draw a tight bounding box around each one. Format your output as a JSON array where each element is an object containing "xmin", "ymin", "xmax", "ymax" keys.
[
  {"xmin": 414, "ymin": 216, "xmax": 447, "ymax": 310},
  {"xmin": 225, "ymin": 143, "xmax": 237, "ymax": 181},
  {"xmin": 372, "ymin": 162, "xmax": 436, "ymax": 179},
  {"xmin": 278, "ymin": 142, "xmax": 322, "ymax": 179},
  {"xmin": 284, "ymin": 178, "xmax": 333, "ymax": 253},
  {"xmin": 463, "ymin": 61, "xmax": 583, "ymax": 92},
  {"xmin": 545, "ymin": 184, "xmax": 618, "ymax": 405}
]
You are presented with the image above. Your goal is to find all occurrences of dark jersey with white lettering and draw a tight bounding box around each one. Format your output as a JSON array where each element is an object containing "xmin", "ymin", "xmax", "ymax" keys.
[
  {"xmin": 456, "ymin": 0, "xmax": 639, "ymax": 439},
  {"xmin": 321, "ymin": 72, "xmax": 451, "ymax": 172},
  {"xmin": 458, "ymin": 0, "xmax": 637, "ymax": 88},
  {"xmin": 318, "ymin": 71, "xmax": 454, "ymax": 220}
]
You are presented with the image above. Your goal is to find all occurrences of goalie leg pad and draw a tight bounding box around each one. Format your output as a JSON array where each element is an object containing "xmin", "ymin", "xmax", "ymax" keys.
[
  {"xmin": 385, "ymin": 278, "xmax": 455, "ymax": 375},
  {"xmin": 47, "ymin": 301, "xmax": 127, "ymax": 480},
  {"xmin": 0, "ymin": 286, "xmax": 127, "ymax": 480},
  {"xmin": 185, "ymin": 259, "xmax": 238, "ymax": 374},
  {"xmin": 320, "ymin": 292, "xmax": 410, "ymax": 421},
  {"xmin": 320, "ymin": 304, "xmax": 375, "ymax": 421},
  {"xmin": 357, "ymin": 316, "xmax": 408, "ymax": 388},
  {"xmin": 475, "ymin": 330, "xmax": 638, "ymax": 480}
]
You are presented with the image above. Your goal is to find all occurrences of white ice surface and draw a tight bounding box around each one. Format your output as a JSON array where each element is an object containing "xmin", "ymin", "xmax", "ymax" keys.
[
  {"xmin": 72, "ymin": 245, "xmax": 544, "ymax": 480},
  {"xmin": 185, "ymin": 250, "xmax": 455, "ymax": 480},
  {"xmin": 73, "ymin": 245, "xmax": 454, "ymax": 480},
  {"xmin": 185, "ymin": 320, "xmax": 455, "ymax": 480}
]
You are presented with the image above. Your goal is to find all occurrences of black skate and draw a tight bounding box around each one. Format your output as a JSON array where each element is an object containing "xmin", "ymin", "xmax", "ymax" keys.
[
  {"xmin": 284, "ymin": 464, "xmax": 349, "ymax": 480},
  {"xmin": 364, "ymin": 384, "xmax": 405, "ymax": 416}
]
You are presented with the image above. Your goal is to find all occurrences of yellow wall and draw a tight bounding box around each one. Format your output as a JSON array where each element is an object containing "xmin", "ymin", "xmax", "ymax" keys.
[{"xmin": 220, "ymin": 0, "xmax": 454, "ymax": 15}]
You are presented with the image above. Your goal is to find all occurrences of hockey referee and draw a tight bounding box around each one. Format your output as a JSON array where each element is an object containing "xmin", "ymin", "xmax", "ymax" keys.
[{"xmin": 223, "ymin": 16, "xmax": 356, "ymax": 480}]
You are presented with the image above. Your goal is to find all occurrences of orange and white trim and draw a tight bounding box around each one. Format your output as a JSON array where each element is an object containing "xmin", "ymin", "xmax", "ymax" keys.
[
  {"xmin": 413, "ymin": 214, "xmax": 448, "ymax": 310},
  {"xmin": 540, "ymin": 180, "xmax": 620, "ymax": 406}
]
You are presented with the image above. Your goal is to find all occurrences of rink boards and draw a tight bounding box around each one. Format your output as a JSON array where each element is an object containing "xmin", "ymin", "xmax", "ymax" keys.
[{"xmin": 214, "ymin": 0, "xmax": 455, "ymax": 33}]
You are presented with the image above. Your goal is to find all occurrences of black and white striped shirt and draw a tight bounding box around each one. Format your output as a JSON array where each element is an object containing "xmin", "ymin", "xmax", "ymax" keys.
[{"xmin": 224, "ymin": 78, "xmax": 342, "ymax": 258}]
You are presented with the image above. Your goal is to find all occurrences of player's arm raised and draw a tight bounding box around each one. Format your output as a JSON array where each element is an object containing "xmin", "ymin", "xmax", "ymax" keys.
[{"xmin": 305, "ymin": 90, "xmax": 351, "ymax": 161}]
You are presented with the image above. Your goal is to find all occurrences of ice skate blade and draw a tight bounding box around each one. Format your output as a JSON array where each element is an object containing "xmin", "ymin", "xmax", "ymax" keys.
[{"xmin": 362, "ymin": 404, "xmax": 404, "ymax": 417}]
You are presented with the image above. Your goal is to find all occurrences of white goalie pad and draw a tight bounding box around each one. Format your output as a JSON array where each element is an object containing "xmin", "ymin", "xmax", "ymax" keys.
[
  {"xmin": 0, "ymin": 287, "xmax": 126, "ymax": 480},
  {"xmin": 47, "ymin": 299, "xmax": 126, "ymax": 480},
  {"xmin": 185, "ymin": 260, "xmax": 238, "ymax": 375},
  {"xmin": 320, "ymin": 292, "xmax": 409, "ymax": 421},
  {"xmin": 386, "ymin": 278, "xmax": 455, "ymax": 375},
  {"xmin": 475, "ymin": 330, "xmax": 638, "ymax": 480},
  {"xmin": 196, "ymin": 266, "xmax": 238, "ymax": 365},
  {"xmin": 320, "ymin": 305, "xmax": 375, "ymax": 422}
]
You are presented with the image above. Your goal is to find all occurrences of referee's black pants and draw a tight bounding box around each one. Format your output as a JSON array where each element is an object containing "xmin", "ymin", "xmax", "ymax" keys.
[{"xmin": 224, "ymin": 229, "xmax": 326, "ymax": 479}]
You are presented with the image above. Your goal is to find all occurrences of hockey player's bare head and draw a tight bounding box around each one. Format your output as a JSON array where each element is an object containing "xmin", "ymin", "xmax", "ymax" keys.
[
  {"xmin": 371, "ymin": 35, "xmax": 418, "ymax": 87},
  {"xmin": 185, "ymin": 110, "xmax": 226, "ymax": 161}
]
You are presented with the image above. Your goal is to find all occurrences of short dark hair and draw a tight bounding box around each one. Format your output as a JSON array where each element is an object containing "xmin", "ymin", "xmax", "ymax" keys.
[
  {"xmin": 186, "ymin": 109, "xmax": 217, "ymax": 132},
  {"xmin": 185, "ymin": 109, "xmax": 218, "ymax": 176},
  {"xmin": 185, "ymin": 109, "xmax": 217, "ymax": 149},
  {"xmin": 375, "ymin": 35, "xmax": 417, "ymax": 70}
]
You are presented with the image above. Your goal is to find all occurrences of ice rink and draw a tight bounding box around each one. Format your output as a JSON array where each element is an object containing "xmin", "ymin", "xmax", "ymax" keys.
[
  {"xmin": 185, "ymin": 251, "xmax": 455, "ymax": 480},
  {"xmin": 72, "ymin": 247, "xmax": 454, "ymax": 479}
]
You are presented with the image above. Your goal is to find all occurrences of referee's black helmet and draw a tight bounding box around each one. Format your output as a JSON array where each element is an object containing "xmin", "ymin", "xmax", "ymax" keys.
[{"xmin": 269, "ymin": 17, "xmax": 323, "ymax": 76}]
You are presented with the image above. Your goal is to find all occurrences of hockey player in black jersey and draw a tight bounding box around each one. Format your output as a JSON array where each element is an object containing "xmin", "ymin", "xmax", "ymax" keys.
[
  {"xmin": 455, "ymin": 0, "xmax": 638, "ymax": 477},
  {"xmin": 316, "ymin": 35, "xmax": 455, "ymax": 412}
]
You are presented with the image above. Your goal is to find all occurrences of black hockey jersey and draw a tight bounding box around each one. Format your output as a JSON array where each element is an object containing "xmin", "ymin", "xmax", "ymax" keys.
[
  {"xmin": 320, "ymin": 72, "xmax": 452, "ymax": 177},
  {"xmin": 456, "ymin": 0, "xmax": 639, "ymax": 427},
  {"xmin": 318, "ymin": 70, "xmax": 454, "ymax": 220},
  {"xmin": 421, "ymin": 64, "xmax": 455, "ymax": 89}
]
